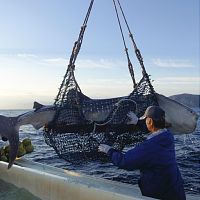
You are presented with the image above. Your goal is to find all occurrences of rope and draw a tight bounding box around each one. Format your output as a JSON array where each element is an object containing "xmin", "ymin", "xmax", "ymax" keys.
[
  {"xmin": 53, "ymin": 0, "xmax": 95, "ymax": 129},
  {"xmin": 69, "ymin": 0, "xmax": 94, "ymax": 67},
  {"xmin": 112, "ymin": 0, "xmax": 137, "ymax": 88},
  {"xmin": 116, "ymin": 0, "xmax": 155, "ymax": 93},
  {"xmin": 54, "ymin": 0, "xmax": 94, "ymax": 105}
]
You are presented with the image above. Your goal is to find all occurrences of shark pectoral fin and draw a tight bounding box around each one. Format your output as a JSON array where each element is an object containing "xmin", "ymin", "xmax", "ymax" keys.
[
  {"xmin": 33, "ymin": 101, "xmax": 44, "ymax": 110},
  {"xmin": 32, "ymin": 122, "xmax": 44, "ymax": 130},
  {"xmin": 8, "ymin": 131, "xmax": 19, "ymax": 169}
]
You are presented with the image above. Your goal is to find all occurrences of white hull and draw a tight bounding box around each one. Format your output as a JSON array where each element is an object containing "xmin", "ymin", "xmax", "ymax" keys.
[
  {"xmin": 0, "ymin": 158, "xmax": 152, "ymax": 200},
  {"xmin": 0, "ymin": 158, "xmax": 198, "ymax": 200}
]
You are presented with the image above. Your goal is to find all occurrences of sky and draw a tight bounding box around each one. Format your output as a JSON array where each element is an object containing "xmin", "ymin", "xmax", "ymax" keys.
[{"xmin": 0, "ymin": 0, "xmax": 199, "ymax": 109}]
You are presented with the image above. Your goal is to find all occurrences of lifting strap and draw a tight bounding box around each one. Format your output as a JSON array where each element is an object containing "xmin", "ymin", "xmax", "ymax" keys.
[
  {"xmin": 112, "ymin": 0, "xmax": 137, "ymax": 88},
  {"xmin": 115, "ymin": 0, "xmax": 155, "ymax": 93},
  {"xmin": 54, "ymin": 0, "xmax": 94, "ymax": 105}
]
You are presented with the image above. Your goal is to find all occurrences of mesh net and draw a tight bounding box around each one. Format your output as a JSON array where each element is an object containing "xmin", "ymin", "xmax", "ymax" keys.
[{"xmin": 43, "ymin": 76, "xmax": 158, "ymax": 163}]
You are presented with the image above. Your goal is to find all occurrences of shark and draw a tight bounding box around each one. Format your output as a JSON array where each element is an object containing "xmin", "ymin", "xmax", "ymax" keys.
[
  {"xmin": 0, "ymin": 103, "xmax": 56, "ymax": 169},
  {"xmin": 0, "ymin": 115, "xmax": 19, "ymax": 169},
  {"xmin": 155, "ymin": 93, "xmax": 199, "ymax": 134},
  {"xmin": 0, "ymin": 94, "xmax": 198, "ymax": 169}
]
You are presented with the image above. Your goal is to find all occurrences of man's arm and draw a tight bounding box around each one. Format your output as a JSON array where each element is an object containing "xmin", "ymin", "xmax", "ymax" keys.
[{"xmin": 99, "ymin": 141, "xmax": 151, "ymax": 170}]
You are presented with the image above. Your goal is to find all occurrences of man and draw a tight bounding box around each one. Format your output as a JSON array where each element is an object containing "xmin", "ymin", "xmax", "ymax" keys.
[{"xmin": 98, "ymin": 106, "xmax": 186, "ymax": 200}]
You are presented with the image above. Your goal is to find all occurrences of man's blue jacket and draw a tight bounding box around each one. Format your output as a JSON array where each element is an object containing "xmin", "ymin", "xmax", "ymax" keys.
[{"xmin": 107, "ymin": 129, "xmax": 186, "ymax": 200}]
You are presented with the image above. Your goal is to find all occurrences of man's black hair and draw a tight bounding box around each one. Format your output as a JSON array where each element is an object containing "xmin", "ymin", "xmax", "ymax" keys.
[{"xmin": 152, "ymin": 118, "xmax": 165, "ymax": 129}]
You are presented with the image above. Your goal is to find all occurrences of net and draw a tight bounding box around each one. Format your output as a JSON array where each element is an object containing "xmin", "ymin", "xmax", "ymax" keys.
[{"xmin": 43, "ymin": 76, "xmax": 157, "ymax": 163}]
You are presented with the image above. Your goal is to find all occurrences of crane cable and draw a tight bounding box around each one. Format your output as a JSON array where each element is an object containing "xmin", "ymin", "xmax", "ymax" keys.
[
  {"xmin": 112, "ymin": 0, "xmax": 137, "ymax": 88},
  {"xmin": 115, "ymin": 0, "xmax": 155, "ymax": 93}
]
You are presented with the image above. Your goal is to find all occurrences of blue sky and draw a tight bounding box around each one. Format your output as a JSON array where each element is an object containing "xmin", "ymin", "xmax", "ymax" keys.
[{"xmin": 0, "ymin": 0, "xmax": 199, "ymax": 109}]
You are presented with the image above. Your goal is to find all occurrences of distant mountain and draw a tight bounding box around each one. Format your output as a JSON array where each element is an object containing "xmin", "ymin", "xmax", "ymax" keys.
[{"xmin": 169, "ymin": 93, "xmax": 200, "ymax": 108}]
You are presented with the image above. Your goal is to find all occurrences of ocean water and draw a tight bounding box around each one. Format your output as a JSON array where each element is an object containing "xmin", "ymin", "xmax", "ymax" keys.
[{"xmin": 0, "ymin": 108, "xmax": 199, "ymax": 198}]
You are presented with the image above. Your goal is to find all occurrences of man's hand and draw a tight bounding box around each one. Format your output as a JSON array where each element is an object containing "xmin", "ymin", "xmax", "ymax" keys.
[
  {"xmin": 1, "ymin": 136, "xmax": 8, "ymax": 141},
  {"xmin": 98, "ymin": 144, "xmax": 112, "ymax": 154},
  {"xmin": 127, "ymin": 111, "xmax": 138, "ymax": 125}
]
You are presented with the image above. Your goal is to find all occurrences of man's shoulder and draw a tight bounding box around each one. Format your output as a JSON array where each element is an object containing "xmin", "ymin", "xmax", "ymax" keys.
[
  {"xmin": 146, "ymin": 129, "xmax": 174, "ymax": 144},
  {"xmin": 162, "ymin": 129, "xmax": 174, "ymax": 137}
]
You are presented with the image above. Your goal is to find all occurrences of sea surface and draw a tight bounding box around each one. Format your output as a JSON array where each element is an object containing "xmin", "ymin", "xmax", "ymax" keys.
[{"xmin": 0, "ymin": 108, "xmax": 199, "ymax": 198}]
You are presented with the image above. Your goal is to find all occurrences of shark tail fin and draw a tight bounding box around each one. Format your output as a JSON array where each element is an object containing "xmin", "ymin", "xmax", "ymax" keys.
[
  {"xmin": 7, "ymin": 130, "xmax": 19, "ymax": 169},
  {"xmin": 0, "ymin": 115, "xmax": 20, "ymax": 169}
]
